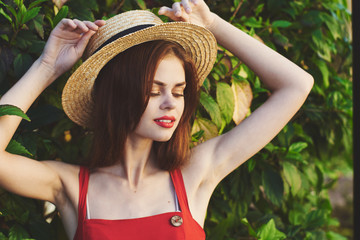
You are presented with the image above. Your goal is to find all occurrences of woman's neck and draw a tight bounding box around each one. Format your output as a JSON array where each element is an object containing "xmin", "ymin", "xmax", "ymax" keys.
[
  {"xmin": 122, "ymin": 135, "xmax": 156, "ymax": 189},
  {"xmin": 97, "ymin": 134, "xmax": 161, "ymax": 190}
]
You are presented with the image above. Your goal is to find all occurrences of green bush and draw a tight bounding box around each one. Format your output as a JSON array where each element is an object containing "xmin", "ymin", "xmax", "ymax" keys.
[{"xmin": 0, "ymin": 0, "xmax": 352, "ymax": 239}]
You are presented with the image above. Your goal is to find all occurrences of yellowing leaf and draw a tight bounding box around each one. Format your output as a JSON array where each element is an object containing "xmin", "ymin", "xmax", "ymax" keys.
[
  {"xmin": 216, "ymin": 82, "xmax": 235, "ymax": 124},
  {"xmin": 238, "ymin": 66, "xmax": 248, "ymax": 78},
  {"xmin": 191, "ymin": 117, "xmax": 218, "ymax": 143},
  {"xmin": 232, "ymin": 80, "xmax": 253, "ymax": 125},
  {"xmin": 52, "ymin": 0, "xmax": 68, "ymax": 9}
]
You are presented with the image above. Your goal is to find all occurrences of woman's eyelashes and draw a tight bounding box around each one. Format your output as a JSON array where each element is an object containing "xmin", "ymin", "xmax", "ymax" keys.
[
  {"xmin": 150, "ymin": 88, "xmax": 184, "ymax": 97},
  {"xmin": 150, "ymin": 92, "xmax": 184, "ymax": 97}
]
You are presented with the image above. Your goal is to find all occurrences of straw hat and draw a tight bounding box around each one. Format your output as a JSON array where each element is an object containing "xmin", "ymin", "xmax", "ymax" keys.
[{"xmin": 62, "ymin": 10, "xmax": 217, "ymax": 128}]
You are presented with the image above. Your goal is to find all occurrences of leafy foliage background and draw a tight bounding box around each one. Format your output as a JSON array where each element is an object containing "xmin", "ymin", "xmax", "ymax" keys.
[{"xmin": 0, "ymin": 0, "xmax": 352, "ymax": 239}]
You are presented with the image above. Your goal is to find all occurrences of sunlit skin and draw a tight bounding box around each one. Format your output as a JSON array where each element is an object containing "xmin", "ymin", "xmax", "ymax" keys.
[{"xmin": 130, "ymin": 54, "xmax": 186, "ymax": 143}]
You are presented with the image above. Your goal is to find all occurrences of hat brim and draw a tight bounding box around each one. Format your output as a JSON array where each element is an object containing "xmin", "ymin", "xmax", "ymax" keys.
[{"xmin": 62, "ymin": 22, "xmax": 217, "ymax": 128}]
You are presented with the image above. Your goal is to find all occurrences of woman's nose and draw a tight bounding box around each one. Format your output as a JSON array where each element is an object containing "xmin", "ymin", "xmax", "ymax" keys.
[{"xmin": 160, "ymin": 93, "xmax": 176, "ymax": 110}]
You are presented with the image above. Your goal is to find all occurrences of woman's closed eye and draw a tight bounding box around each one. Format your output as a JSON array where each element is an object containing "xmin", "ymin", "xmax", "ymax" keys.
[
  {"xmin": 172, "ymin": 92, "xmax": 184, "ymax": 97},
  {"xmin": 150, "ymin": 92, "xmax": 161, "ymax": 96},
  {"xmin": 150, "ymin": 92, "xmax": 184, "ymax": 97}
]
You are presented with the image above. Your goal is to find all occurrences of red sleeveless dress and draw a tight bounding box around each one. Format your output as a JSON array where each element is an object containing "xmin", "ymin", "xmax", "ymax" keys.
[{"xmin": 73, "ymin": 167, "xmax": 206, "ymax": 240}]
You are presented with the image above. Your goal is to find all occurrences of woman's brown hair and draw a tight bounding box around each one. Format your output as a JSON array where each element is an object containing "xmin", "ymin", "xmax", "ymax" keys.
[{"xmin": 87, "ymin": 40, "xmax": 199, "ymax": 171}]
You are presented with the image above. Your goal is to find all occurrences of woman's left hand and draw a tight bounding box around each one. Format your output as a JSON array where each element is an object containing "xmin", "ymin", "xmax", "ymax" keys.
[{"xmin": 158, "ymin": 0, "xmax": 215, "ymax": 29}]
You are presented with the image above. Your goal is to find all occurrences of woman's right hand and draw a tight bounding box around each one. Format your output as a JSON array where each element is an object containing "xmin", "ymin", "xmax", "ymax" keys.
[{"xmin": 39, "ymin": 18, "xmax": 106, "ymax": 79}]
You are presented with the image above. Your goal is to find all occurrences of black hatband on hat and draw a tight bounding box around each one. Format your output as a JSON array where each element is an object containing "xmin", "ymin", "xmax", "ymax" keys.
[{"xmin": 93, "ymin": 24, "xmax": 155, "ymax": 55}]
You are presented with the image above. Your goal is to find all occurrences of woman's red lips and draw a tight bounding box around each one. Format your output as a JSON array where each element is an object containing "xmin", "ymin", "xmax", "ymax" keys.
[{"xmin": 154, "ymin": 116, "xmax": 176, "ymax": 128}]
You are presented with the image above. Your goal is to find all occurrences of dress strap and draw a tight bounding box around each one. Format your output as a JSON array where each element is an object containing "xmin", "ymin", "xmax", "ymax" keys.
[
  {"xmin": 170, "ymin": 169, "xmax": 191, "ymax": 214},
  {"xmin": 74, "ymin": 166, "xmax": 89, "ymax": 239}
]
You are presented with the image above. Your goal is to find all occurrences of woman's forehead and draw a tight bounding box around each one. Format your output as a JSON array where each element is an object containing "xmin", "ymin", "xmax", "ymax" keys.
[{"xmin": 153, "ymin": 56, "xmax": 186, "ymax": 86}]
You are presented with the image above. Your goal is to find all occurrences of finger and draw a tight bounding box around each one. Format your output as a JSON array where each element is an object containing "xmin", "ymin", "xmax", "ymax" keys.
[
  {"xmin": 76, "ymin": 30, "xmax": 96, "ymax": 53},
  {"xmin": 172, "ymin": 2, "xmax": 182, "ymax": 17},
  {"xmin": 73, "ymin": 19, "xmax": 89, "ymax": 33},
  {"xmin": 191, "ymin": 0, "xmax": 199, "ymax": 5},
  {"xmin": 158, "ymin": 6, "xmax": 179, "ymax": 20},
  {"xmin": 94, "ymin": 19, "xmax": 106, "ymax": 27},
  {"xmin": 59, "ymin": 18, "xmax": 77, "ymax": 30},
  {"xmin": 181, "ymin": 0, "xmax": 192, "ymax": 14},
  {"xmin": 83, "ymin": 21, "xmax": 99, "ymax": 31},
  {"xmin": 158, "ymin": 6, "xmax": 172, "ymax": 15}
]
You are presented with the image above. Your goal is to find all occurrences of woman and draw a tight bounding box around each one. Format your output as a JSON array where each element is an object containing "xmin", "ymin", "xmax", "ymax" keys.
[{"xmin": 0, "ymin": 0, "xmax": 314, "ymax": 239}]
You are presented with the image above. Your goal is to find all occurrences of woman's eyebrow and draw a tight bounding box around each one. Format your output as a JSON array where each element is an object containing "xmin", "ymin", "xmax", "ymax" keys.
[{"xmin": 153, "ymin": 80, "xmax": 186, "ymax": 87}]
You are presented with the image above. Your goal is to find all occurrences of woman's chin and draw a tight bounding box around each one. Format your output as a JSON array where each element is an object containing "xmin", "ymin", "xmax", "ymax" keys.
[
  {"xmin": 152, "ymin": 134, "xmax": 173, "ymax": 142},
  {"xmin": 154, "ymin": 137, "xmax": 172, "ymax": 142}
]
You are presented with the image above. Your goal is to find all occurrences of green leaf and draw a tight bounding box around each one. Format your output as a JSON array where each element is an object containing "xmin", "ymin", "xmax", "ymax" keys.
[
  {"xmin": 326, "ymin": 231, "xmax": 347, "ymax": 240},
  {"xmin": 216, "ymin": 82, "xmax": 235, "ymax": 124},
  {"xmin": 283, "ymin": 161, "xmax": 302, "ymax": 196},
  {"xmin": 254, "ymin": 3, "xmax": 264, "ymax": 16},
  {"xmin": 285, "ymin": 151, "xmax": 308, "ymax": 164},
  {"xmin": 313, "ymin": 59, "xmax": 330, "ymax": 88},
  {"xmin": 17, "ymin": 4, "xmax": 27, "ymax": 26},
  {"xmin": 6, "ymin": 139, "xmax": 32, "ymax": 156},
  {"xmin": 191, "ymin": 130, "xmax": 204, "ymax": 142},
  {"xmin": 319, "ymin": 13, "xmax": 341, "ymax": 40},
  {"xmin": 273, "ymin": 32, "xmax": 290, "ymax": 47},
  {"xmin": 0, "ymin": 33, "xmax": 9, "ymax": 41},
  {"xmin": 247, "ymin": 159, "xmax": 256, "ymax": 172},
  {"xmin": 257, "ymin": 219, "xmax": 286, "ymax": 240},
  {"xmin": 243, "ymin": 17, "xmax": 262, "ymax": 28},
  {"xmin": 0, "ymin": 104, "xmax": 30, "ymax": 121},
  {"xmin": 22, "ymin": 7, "xmax": 41, "ymax": 24},
  {"xmin": 202, "ymin": 78, "xmax": 210, "ymax": 92},
  {"xmin": 289, "ymin": 142, "xmax": 308, "ymax": 153},
  {"xmin": 233, "ymin": 0, "xmax": 241, "ymax": 8},
  {"xmin": 22, "ymin": 105, "xmax": 63, "ymax": 130},
  {"xmin": 33, "ymin": 15, "xmax": 45, "ymax": 39},
  {"xmin": 272, "ymin": 20, "xmax": 292, "ymax": 28},
  {"xmin": 262, "ymin": 167, "xmax": 284, "ymax": 207},
  {"xmin": 199, "ymin": 91, "xmax": 222, "ymax": 129},
  {"xmin": 9, "ymin": 224, "xmax": 30, "ymax": 240},
  {"xmin": 28, "ymin": 0, "xmax": 47, "ymax": 10},
  {"xmin": 305, "ymin": 210, "xmax": 327, "ymax": 229},
  {"xmin": 289, "ymin": 209, "xmax": 305, "ymax": 225},
  {"xmin": 52, "ymin": 5, "xmax": 68, "ymax": 28},
  {"xmin": 326, "ymin": 91, "xmax": 343, "ymax": 109},
  {"xmin": 135, "ymin": 0, "xmax": 146, "ymax": 10},
  {"xmin": 241, "ymin": 218, "xmax": 257, "ymax": 237},
  {"xmin": 311, "ymin": 29, "xmax": 332, "ymax": 61},
  {"xmin": 14, "ymin": 0, "xmax": 23, "ymax": 8},
  {"xmin": 0, "ymin": 7, "xmax": 12, "ymax": 23},
  {"xmin": 0, "ymin": 1, "xmax": 17, "ymax": 19},
  {"xmin": 305, "ymin": 230, "xmax": 326, "ymax": 240},
  {"xmin": 0, "ymin": 232, "xmax": 7, "ymax": 240},
  {"xmin": 13, "ymin": 53, "xmax": 33, "ymax": 79}
]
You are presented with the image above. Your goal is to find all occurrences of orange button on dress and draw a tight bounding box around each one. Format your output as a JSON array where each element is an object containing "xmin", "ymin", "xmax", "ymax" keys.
[{"xmin": 73, "ymin": 167, "xmax": 206, "ymax": 240}]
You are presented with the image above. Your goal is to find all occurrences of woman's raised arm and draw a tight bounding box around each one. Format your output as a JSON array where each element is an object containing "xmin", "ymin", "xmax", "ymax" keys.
[
  {"xmin": 159, "ymin": 0, "xmax": 314, "ymax": 191},
  {"xmin": 0, "ymin": 19, "xmax": 105, "ymax": 204}
]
